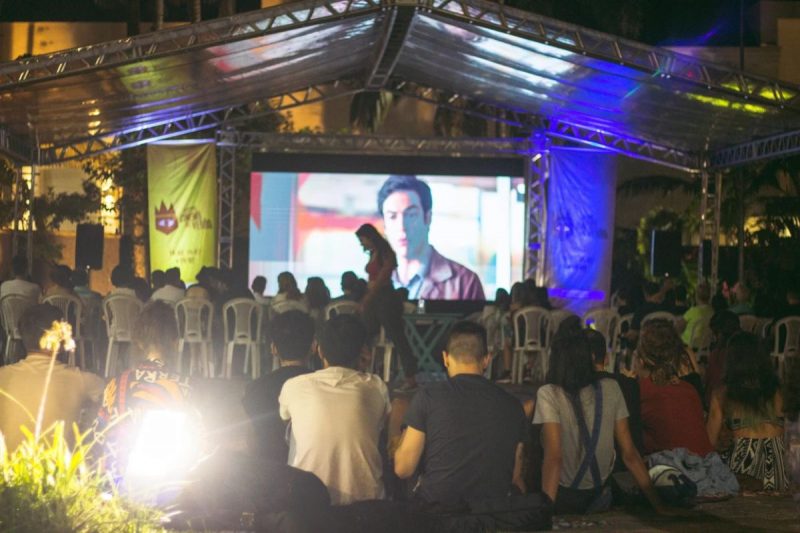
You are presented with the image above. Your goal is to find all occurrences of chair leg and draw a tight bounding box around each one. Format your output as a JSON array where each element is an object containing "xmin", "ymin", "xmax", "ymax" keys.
[
  {"xmin": 225, "ymin": 343, "xmax": 234, "ymax": 379},
  {"xmin": 251, "ymin": 343, "xmax": 260, "ymax": 379},
  {"xmin": 177, "ymin": 339, "xmax": 185, "ymax": 376},
  {"xmin": 105, "ymin": 340, "xmax": 114, "ymax": 378},
  {"xmin": 383, "ymin": 343, "xmax": 393, "ymax": 383}
]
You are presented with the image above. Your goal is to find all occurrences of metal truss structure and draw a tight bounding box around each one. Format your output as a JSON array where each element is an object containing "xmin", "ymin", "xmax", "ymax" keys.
[
  {"xmin": 39, "ymin": 83, "xmax": 358, "ymax": 164},
  {"xmin": 216, "ymin": 133, "xmax": 237, "ymax": 270},
  {"xmin": 709, "ymin": 129, "xmax": 800, "ymax": 169},
  {"xmin": 525, "ymin": 137, "xmax": 550, "ymax": 285},
  {"xmin": 697, "ymin": 171, "xmax": 723, "ymax": 287}
]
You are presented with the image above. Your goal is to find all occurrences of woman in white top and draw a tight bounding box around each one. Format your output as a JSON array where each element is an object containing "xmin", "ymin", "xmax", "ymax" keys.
[{"xmin": 533, "ymin": 331, "xmax": 666, "ymax": 515}]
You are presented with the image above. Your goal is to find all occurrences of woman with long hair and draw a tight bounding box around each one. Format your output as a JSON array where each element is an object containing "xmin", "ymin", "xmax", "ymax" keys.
[
  {"xmin": 636, "ymin": 320, "xmax": 713, "ymax": 457},
  {"xmin": 356, "ymin": 223, "xmax": 417, "ymax": 390},
  {"xmin": 533, "ymin": 332, "xmax": 665, "ymax": 514},
  {"xmin": 706, "ymin": 332, "xmax": 788, "ymax": 492}
]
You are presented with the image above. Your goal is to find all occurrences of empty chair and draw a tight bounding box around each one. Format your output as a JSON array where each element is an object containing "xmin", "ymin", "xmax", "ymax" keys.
[
  {"xmin": 43, "ymin": 294, "xmax": 86, "ymax": 368},
  {"xmin": 324, "ymin": 300, "xmax": 359, "ymax": 320},
  {"xmin": 102, "ymin": 294, "xmax": 143, "ymax": 377},
  {"xmin": 511, "ymin": 306, "xmax": 549, "ymax": 384},
  {"xmin": 583, "ymin": 308, "xmax": 621, "ymax": 372},
  {"xmin": 0, "ymin": 294, "xmax": 37, "ymax": 364},
  {"xmin": 641, "ymin": 311, "xmax": 677, "ymax": 328},
  {"xmin": 175, "ymin": 298, "xmax": 215, "ymax": 378},
  {"xmin": 772, "ymin": 316, "xmax": 800, "ymax": 381},
  {"xmin": 222, "ymin": 298, "xmax": 262, "ymax": 379}
]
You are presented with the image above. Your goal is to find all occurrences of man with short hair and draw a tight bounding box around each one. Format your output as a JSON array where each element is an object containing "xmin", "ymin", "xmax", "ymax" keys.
[
  {"xmin": 0, "ymin": 255, "xmax": 41, "ymax": 301},
  {"xmin": 108, "ymin": 265, "xmax": 137, "ymax": 298},
  {"xmin": 279, "ymin": 315, "xmax": 390, "ymax": 505},
  {"xmin": 150, "ymin": 266, "xmax": 185, "ymax": 305},
  {"xmin": 0, "ymin": 304, "xmax": 104, "ymax": 451},
  {"xmin": 243, "ymin": 310, "xmax": 314, "ymax": 462},
  {"xmin": 250, "ymin": 275, "xmax": 270, "ymax": 305},
  {"xmin": 394, "ymin": 321, "xmax": 526, "ymax": 504},
  {"xmin": 377, "ymin": 175, "xmax": 484, "ymax": 300}
]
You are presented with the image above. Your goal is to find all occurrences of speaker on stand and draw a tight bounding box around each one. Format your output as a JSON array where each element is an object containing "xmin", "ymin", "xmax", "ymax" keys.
[{"xmin": 650, "ymin": 230, "xmax": 682, "ymax": 278}]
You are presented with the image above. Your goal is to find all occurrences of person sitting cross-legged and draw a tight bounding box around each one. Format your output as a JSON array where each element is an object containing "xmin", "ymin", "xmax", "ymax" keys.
[
  {"xmin": 242, "ymin": 310, "xmax": 314, "ymax": 462},
  {"xmin": 393, "ymin": 321, "xmax": 527, "ymax": 505},
  {"xmin": 279, "ymin": 314, "xmax": 390, "ymax": 505}
]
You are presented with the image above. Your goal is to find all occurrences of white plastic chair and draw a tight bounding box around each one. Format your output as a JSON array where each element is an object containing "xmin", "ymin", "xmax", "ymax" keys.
[
  {"xmin": 222, "ymin": 298, "xmax": 262, "ymax": 379},
  {"xmin": 102, "ymin": 294, "xmax": 143, "ymax": 377},
  {"xmin": 372, "ymin": 327, "xmax": 395, "ymax": 383},
  {"xmin": 324, "ymin": 300, "xmax": 359, "ymax": 319},
  {"xmin": 175, "ymin": 298, "xmax": 214, "ymax": 377},
  {"xmin": 772, "ymin": 316, "xmax": 800, "ymax": 381},
  {"xmin": 641, "ymin": 311, "xmax": 678, "ymax": 329},
  {"xmin": 43, "ymin": 294, "xmax": 86, "ymax": 368},
  {"xmin": 0, "ymin": 294, "xmax": 37, "ymax": 364},
  {"xmin": 270, "ymin": 298, "xmax": 308, "ymax": 318},
  {"xmin": 583, "ymin": 308, "xmax": 621, "ymax": 371},
  {"xmin": 547, "ymin": 309, "xmax": 575, "ymax": 343},
  {"xmin": 511, "ymin": 306, "xmax": 549, "ymax": 384}
]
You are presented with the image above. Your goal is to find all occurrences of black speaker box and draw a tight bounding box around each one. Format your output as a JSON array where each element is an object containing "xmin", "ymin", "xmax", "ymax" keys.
[
  {"xmin": 75, "ymin": 223, "xmax": 104, "ymax": 270},
  {"xmin": 651, "ymin": 230, "xmax": 682, "ymax": 277}
]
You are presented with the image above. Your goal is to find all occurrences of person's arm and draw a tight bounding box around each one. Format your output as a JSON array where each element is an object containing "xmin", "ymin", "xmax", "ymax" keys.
[
  {"xmin": 512, "ymin": 442, "xmax": 526, "ymax": 493},
  {"xmin": 394, "ymin": 426, "xmax": 426, "ymax": 479},
  {"xmin": 706, "ymin": 390, "xmax": 724, "ymax": 448},
  {"xmin": 614, "ymin": 417, "xmax": 666, "ymax": 513},
  {"xmin": 540, "ymin": 422, "xmax": 562, "ymax": 502}
]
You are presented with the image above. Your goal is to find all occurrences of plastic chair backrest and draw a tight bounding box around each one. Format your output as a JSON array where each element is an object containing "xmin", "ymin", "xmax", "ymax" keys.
[
  {"xmin": 176, "ymin": 298, "xmax": 213, "ymax": 342},
  {"xmin": 271, "ymin": 299, "xmax": 308, "ymax": 316},
  {"xmin": 583, "ymin": 308, "xmax": 620, "ymax": 353},
  {"xmin": 223, "ymin": 298, "xmax": 261, "ymax": 343},
  {"xmin": 325, "ymin": 300, "xmax": 359, "ymax": 319},
  {"xmin": 0, "ymin": 294, "xmax": 37, "ymax": 339},
  {"xmin": 773, "ymin": 316, "xmax": 800, "ymax": 357},
  {"xmin": 513, "ymin": 306, "xmax": 549, "ymax": 350},
  {"xmin": 103, "ymin": 294, "xmax": 143, "ymax": 342},
  {"xmin": 43, "ymin": 294, "xmax": 84, "ymax": 338},
  {"xmin": 641, "ymin": 311, "xmax": 676, "ymax": 328}
]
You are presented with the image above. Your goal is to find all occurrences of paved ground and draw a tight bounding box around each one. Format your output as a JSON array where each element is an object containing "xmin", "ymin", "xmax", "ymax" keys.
[{"xmin": 553, "ymin": 495, "xmax": 800, "ymax": 532}]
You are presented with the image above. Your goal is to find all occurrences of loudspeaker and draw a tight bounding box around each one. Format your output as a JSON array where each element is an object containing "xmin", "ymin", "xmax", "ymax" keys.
[
  {"xmin": 651, "ymin": 230, "xmax": 682, "ymax": 277},
  {"xmin": 75, "ymin": 224, "xmax": 104, "ymax": 270}
]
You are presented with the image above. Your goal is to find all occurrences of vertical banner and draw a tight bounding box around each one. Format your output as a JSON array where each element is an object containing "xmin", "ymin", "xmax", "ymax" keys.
[
  {"xmin": 544, "ymin": 147, "xmax": 617, "ymax": 316},
  {"xmin": 147, "ymin": 141, "xmax": 217, "ymax": 283}
]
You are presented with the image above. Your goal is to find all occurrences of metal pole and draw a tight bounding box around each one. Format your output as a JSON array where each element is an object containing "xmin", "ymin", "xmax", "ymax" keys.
[
  {"xmin": 697, "ymin": 170, "xmax": 709, "ymax": 282},
  {"xmin": 739, "ymin": 0, "xmax": 745, "ymax": 71},
  {"xmin": 26, "ymin": 164, "xmax": 35, "ymax": 277},
  {"xmin": 11, "ymin": 166, "xmax": 21, "ymax": 258},
  {"xmin": 154, "ymin": 0, "xmax": 164, "ymax": 30},
  {"xmin": 712, "ymin": 171, "xmax": 723, "ymax": 290}
]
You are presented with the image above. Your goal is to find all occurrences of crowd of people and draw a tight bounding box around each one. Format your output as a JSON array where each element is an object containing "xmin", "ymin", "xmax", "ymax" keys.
[{"xmin": 0, "ymin": 245, "xmax": 797, "ymax": 529}]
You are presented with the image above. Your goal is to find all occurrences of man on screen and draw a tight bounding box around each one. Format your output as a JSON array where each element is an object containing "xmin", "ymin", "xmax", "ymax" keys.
[{"xmin": 378, "ymin": 175, "xmax": 485, "ymax": 300}]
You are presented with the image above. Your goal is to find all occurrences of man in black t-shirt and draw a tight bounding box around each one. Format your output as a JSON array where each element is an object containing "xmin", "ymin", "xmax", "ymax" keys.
[
  {"xmin": 242, "ymin": 310, "xmax": 315, "ymax": 462},
  {"xmin": 394, "ymin": 321, "xmax": 527, "ymax": 505}
]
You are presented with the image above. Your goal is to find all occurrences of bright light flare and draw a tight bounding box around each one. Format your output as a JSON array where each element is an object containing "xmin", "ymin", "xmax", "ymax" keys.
[{"xmin": 127, "ymin": 410, "xmax": 193, "ymax": 479}]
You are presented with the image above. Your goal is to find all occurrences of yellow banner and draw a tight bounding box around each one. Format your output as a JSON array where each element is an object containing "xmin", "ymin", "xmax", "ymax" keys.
[{"xmin": 147, "ymin": 142, "xmax": 217, "ymax": 283}]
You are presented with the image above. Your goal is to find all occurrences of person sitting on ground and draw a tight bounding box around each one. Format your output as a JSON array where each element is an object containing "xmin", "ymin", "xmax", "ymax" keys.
[
  {"xmin": 95, "ymin": 301, "xmax": 191, "ymax": 478},
  {"xmin": 533, "ymin": 332, "xmax": 666, "ymax": 515},
  {"xmin": 44, "ymin": 264, "xmax": 78, "ymax": 299},
  {"xmin": 586, "ymin": 329, "xmax": 643, "ymax": 456},
  {"xmin": 242, "ymin": 310, "xmax": 314, "ymax": 462},
  {"xmin": 394, "ymin": 321, "xmax": 527, "ymax": 505},
  {"xmin": 706, "ymin": 332, "xmax": 788, "ymax": 492},
  {"xmin": 150, "ymin": 267, "xmax": 185, "ymax": 305},
  {"xmin": 108, "ymin": 265, "xmax": 137, "ymax": 299},
  {"xmin": 728, "ymin": 282, "xmax": 754, "ymax": 316},
  {"xmin": 250, "ymin": 275, "xmax": 269, "ymax": 305},
  {"xmin": 679, "ymin": 282, "xmax": 713, "ymax": 347},
  {"xmin": 279, "ymin": 314, "xmax": 390, "ymax": 505},
  {"xmin": 0, "ymin": 254, "xmax": 41, "ymax": 301},
  {"xmin": 0, "ymin": 304, "xmax": 104, "ymax": 451},
  {"xmin": 636, "ymin": 320, "xmax": 713, "ymax": 457},
  {"xmin": 703, "ymin": 310, "xmax": 741, "ymax": 405}
]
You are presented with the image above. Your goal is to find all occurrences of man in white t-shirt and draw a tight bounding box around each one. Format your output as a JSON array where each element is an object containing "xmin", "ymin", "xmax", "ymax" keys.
[
  {"xmin": 0, "ymin": 255, "xmax": 41, "ymax": 302},
  {"xmin": 279, "ymin": 314, "xmax": 390, "ymax": 505},
  {"xmin": 150, "ymin": 267, "xmax": 185, "ymax": 305}
]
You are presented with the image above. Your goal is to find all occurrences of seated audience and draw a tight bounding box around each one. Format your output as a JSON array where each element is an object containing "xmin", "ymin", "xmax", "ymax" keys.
[
  {"xmin": 728, "ymin": 282, "xmax": 754, "ymax": 316},
  {"xmin": 72, "ymin": 268, "xmax": 104, "ymax": 340},
  {"xmin": 587, "ymin": 329, "xmax": 643, "ymax": 455},
  {"xmin": 131, "ymin": 276, "xmax": 152, "ymax": 302},
  {"xmin": 151, "ymin": 270, "xmax": 166, "ymax": 292},
  {"xmin": 242, "ymin": 310, "xmax": 314, "ymax": 462},
  {"xmin": 279, "ymin": 315, "xmax": 390, "ymax": 505},
  {"xmin": 150, "ymin": 267, "xmax": 185, "ymax": 305},
  {"xmin": 671, "ymin": 285, "xmax": 689, "ymax": 315},
  {"xmin": 251, "ymin": 275, "xmax": 269, "ymax": 305},
  {"xmin": 534, "ymin": 332, "xmax": 664, "ymax": 515},
  {"xmin": 337, "ymin": 271, "xmax": 360, "ymax": 302},
  {"xmin": 0, "ymin": 255, "xmax": 41, "ymax": 301},
  {"xmin": 680, "ymin": 282, "xmax": 713, "ymax": 347},
  {"xmin": 394, "ymin": 322, "xmax": 527, "ymax": 504},
  {"xmin": 0, "ymin": 304, "xmax": 104, "ymax": 451},
  {"xmin": 707, "ymin": 332, "xmax": 788, "ymax": 492},
  {"xmin": 703, "ymin": 311, "xmax": 741, "ymax": 404},
  {"xmin": 108, "ymin": 265, "xmax": 137, "ymax": 298},
  {"xmin": 271, "ymin": 272, "xmax": 308, "ymax": 312},
  {"xmin": 305, "ymin": 276, "xmax": 331, "ymax": 328},
  {"xmin": 636, "ymin": 321, "xmax": 713, "ymax": 457},
  {"xmin": 95, "ymin": 301, "xmax": 191, "ymax": 477},
  {"xmin": 44, "ymin": 264, "xmax": 78, "ymax": 298},
  {"xmin": 628, "ymin": 281, "xmax": 672, "ymax": 342}
]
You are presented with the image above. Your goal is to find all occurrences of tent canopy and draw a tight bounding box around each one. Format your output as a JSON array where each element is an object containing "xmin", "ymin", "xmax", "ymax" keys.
[{"xmin": 1, "ymin": 0, "xmax": 799, "ymax": 170}]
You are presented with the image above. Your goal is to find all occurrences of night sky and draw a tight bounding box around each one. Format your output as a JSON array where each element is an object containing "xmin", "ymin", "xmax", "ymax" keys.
[{"xmin": 0, "ymin": 0, "xmax": 763, "ymax": 46}]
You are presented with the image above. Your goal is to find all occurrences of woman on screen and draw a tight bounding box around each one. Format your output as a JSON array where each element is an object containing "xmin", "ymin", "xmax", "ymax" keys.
[{"xmin": 356, "ymin": 223, "xmax": 418, "ymax": 391}]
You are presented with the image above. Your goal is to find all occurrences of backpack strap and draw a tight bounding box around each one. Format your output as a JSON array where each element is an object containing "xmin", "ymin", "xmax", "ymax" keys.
[{"xmin": 569, "ymin": 384, "xmax": 604, "ymax": 490}]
